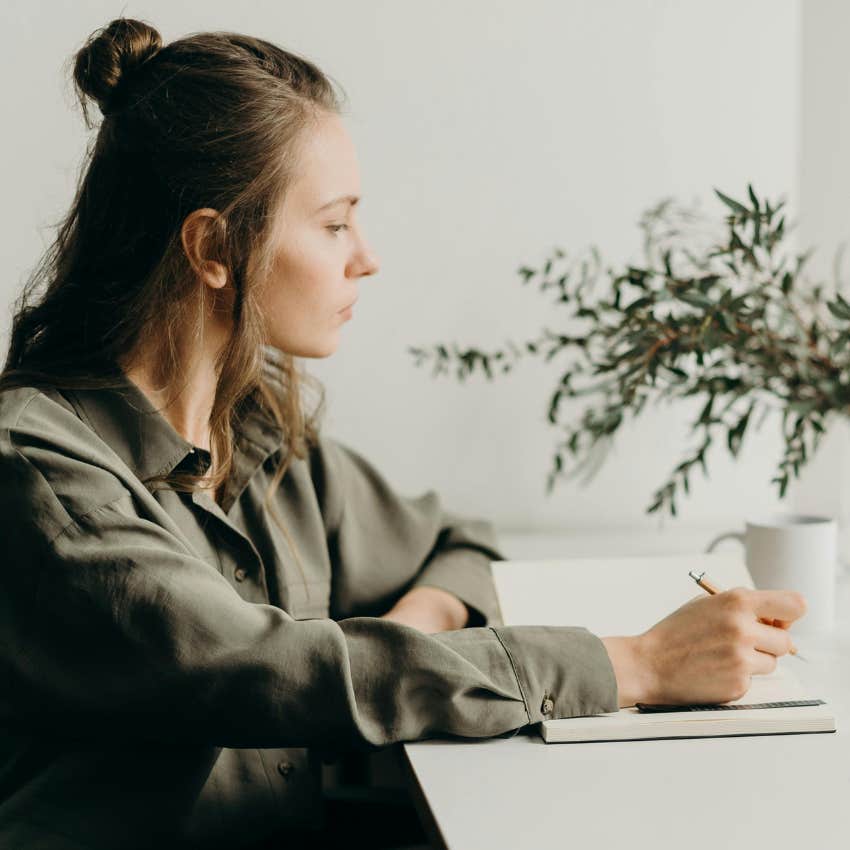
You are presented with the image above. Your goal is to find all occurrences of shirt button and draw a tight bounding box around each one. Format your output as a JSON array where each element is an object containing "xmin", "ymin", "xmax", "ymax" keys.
[
  {"xmin": 277, "ymin": 761, "xmax": 294, "ymax": 778},
  {"xmin": 541, "ymin": 696, "xmax": 555, "ymax": 716},
  {"xmin": 234, "ymin": 567, "xmax": 248, "ymax": 582}
]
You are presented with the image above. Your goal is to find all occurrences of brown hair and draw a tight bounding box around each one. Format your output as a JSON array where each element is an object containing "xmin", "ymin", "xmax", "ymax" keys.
[{"xmin": 1, "ymin": 17, "xmax": 344, "ymax": 588}]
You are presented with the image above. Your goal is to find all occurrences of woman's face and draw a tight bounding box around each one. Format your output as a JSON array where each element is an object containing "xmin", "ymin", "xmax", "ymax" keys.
[{"xmin": 259, "ymin": 111, "xmax": 380, "ymax": 357}]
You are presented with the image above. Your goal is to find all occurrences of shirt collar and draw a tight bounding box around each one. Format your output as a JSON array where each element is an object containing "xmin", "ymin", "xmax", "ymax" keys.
[{"xmin": 60, "ymin": 353, "xmax": 286, "ymax": 489}]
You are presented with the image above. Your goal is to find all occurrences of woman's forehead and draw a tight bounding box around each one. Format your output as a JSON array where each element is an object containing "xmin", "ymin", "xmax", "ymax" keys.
[{"xmin": 288, "ymin": 114, "xmax": 361, "ymax": 214}]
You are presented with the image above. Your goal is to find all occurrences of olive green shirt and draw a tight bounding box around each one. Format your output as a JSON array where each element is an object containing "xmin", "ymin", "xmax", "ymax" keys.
[{"xmin": 0, "ymin": 348, "xmax": 618, "ymax": 849}]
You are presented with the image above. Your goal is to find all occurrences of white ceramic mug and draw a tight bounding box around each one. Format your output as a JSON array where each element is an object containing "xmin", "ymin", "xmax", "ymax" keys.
[{"xmin": 705, "ymin": 513, "xmax": 837, "ymax": 634}]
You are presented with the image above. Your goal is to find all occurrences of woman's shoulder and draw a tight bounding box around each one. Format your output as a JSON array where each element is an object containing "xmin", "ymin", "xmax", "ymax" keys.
[
  {"xmin": 0, "ymin": 383, "xmax": 93, "ymax": 451},
  {"xmin": 0, "ymin": 384, "xmax": 134, "ymax": 536}
]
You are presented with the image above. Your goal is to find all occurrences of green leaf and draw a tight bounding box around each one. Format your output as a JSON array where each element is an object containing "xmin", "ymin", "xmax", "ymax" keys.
[
  {"xmin": 728, "ymin": 293, "xmax": 751, "ymax": 310},
  {"xmin": 730, "ymin": 229, "xmax": 747, "ymax": 252},
  {"xmin": 627, "ymin": 267, "xmax": 650, "ymax": 289},
  {"xmin": 696, "ymin": 395, "xmax": 714, "ymax": 426},
  {"xmin": 547, "ymin": 389, "xmax": 562, "ymax": 424},
  {"xmin": 716, "ymin": 311, "xmax": 736, "ymax": 335},
  {"xmin": 626, "ymin": 296, "xmax": 654, "ymax": 313},
  {"xmin": 677, "ymin": 291, "xmax": 714, "ymax": 310},
  {"xmin": 747, "ymin": 184, "xmax": 760, "ymax": 212},
  {"xmin": 727, "ymin": 402, "xmax": 754, "ymax": 458},
  {"xmin": 662, "ymin": 364, "xmax": 689, "ymax": 380},
  {"xmin": 773, "ymin": 475, "xmax": 789, "ymax": 499},
  {"xmin": 828, "ymin": 294, "xmax": 850, "ymax": 321},
  {"xmin": 715, "ymin": 189, "xmax": 749, "ymax": 215}
]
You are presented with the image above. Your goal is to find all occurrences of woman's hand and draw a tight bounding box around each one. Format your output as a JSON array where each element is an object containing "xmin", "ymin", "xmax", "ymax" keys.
[
  {"xmin": 602, "ymin": 587, "xmax": 807, "ymax": 708},
  {"xmin": 380, "ymin": 586, "xmax": 469, "ymax": 633}
]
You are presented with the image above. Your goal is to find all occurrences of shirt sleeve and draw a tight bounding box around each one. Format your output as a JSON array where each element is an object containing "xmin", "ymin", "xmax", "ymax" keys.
[
  {"xmin": 0, "ymin": 421, "xmax": 618, "ymax": 751},
  {"xmin": 313, "ymin": 436, "xmax": 505, "ymax": 627}
]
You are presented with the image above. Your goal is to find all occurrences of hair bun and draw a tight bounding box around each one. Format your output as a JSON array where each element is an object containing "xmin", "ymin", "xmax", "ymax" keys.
[{"xmin": 73, "ymin": 18, "xmax": 162, "ymax": 117}]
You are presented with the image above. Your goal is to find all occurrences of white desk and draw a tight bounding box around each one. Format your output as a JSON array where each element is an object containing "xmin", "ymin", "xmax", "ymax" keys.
[{"xmin": 403, "ymin": 530, "xmax": 850, "ymax": 850}]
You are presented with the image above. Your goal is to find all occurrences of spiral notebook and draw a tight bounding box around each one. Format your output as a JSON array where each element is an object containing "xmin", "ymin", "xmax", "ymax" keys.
[{"xmin": 490, "ymin": 552, "xmax": 836, "ymax": 744}]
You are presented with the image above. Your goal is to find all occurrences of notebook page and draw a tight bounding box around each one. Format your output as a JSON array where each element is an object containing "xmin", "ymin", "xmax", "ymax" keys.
[{"xmin": 727, "ymin": 665, "xmax": 807, "ymax": 704}]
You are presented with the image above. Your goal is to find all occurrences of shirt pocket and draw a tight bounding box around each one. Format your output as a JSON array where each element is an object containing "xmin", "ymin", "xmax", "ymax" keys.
[{"xmin": 285, "ymin": 576, "xmax": 331, "ymax": 620}]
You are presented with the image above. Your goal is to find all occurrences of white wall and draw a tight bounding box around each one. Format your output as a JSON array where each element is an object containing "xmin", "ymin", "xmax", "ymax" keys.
[
  {"xmin": 1, "ymin": 1, "xmax": 803, "ymax": 537},
  {"xmin": 790, "ymin": 0, "xmax": 850, "ymax": 553}
]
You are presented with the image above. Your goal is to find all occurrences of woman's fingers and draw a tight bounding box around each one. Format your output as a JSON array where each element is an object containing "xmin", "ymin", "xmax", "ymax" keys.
[
  {"xmin": 750, "ymin": 648, "xmax": 779, "ymax": 676},
  {"xmin": 752, "ymin": 620, "xmax": 794, "ymax": 658},
  {"xmin": 750, "ymin": 588, "xmax": 807, "ymax": 624}
]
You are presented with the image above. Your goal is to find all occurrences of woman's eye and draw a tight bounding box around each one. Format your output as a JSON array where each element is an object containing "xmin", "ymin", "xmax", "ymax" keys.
[{"xmin": 326, "ymin": 224, "xmax": 349, "ymax": 235}]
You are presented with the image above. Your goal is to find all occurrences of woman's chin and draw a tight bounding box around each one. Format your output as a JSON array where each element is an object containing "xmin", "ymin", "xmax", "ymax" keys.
[{"xmin": 269, "ymin": 335, "xmax": 340, "ymax": 360}]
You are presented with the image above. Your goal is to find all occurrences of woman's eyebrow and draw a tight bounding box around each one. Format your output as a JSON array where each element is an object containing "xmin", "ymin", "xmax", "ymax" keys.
[{"xmin": 314, "ymin": 194, "xmax": 360, "ymax": 214}]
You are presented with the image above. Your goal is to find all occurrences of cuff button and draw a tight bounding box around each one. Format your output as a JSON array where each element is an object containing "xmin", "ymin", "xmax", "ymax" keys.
[{"xmin": 541, "ymin": 696, "xmax": 555, "ymax": 716}]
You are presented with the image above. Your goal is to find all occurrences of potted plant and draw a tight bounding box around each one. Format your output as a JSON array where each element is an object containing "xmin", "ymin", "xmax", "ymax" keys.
[{"xmin": 410, "ymin": 186, "xmax": 850, "ymax": 518}]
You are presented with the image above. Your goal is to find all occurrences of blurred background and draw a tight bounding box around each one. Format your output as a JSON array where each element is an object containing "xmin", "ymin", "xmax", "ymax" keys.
[{"xmin": 2, "ymin": 0, "xmax": 848, "ymax": 545}]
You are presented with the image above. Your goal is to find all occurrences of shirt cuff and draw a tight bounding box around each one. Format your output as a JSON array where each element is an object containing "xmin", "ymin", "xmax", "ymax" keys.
[
  {"xmin": 411, "ymin": 547, "xmax": 504, "ymax": 627},
  {"xmin": 492, "ymin": 625, "xmax": 619, "ymax": 723}
]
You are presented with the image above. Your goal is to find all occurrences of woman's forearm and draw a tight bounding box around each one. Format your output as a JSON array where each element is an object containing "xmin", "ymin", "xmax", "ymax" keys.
[{"xmin": 380, "ymin": 586, "xmax": 469, "ymax": 633}]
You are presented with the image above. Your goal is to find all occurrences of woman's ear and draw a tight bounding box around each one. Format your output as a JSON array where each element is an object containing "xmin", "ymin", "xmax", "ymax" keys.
[{"xmin": 180, "ymin": 208, "xmax": 228, "ymax": 289}]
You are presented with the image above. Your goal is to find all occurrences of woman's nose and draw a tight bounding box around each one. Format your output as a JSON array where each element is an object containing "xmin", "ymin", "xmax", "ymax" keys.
[{"xmin": 356, "ymin": 243, "xmax": 380, "ymax": 278}]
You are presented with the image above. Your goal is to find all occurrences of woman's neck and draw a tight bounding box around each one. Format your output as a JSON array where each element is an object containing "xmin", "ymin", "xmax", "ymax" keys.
[{"xmin": 122, "ymin": 361, "xmax": 217, "ymax": 452}]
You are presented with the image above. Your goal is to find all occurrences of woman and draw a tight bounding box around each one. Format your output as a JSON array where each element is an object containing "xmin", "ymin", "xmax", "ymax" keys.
[{"xmin": 0, "ymin": 18, "xmax": 806, "ymax": 850}]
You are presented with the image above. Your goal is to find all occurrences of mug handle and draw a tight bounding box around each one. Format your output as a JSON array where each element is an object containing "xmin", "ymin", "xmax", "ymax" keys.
[{"xmin": 705, "ymin": 530, "xmax": 745, "ymax": 553}]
